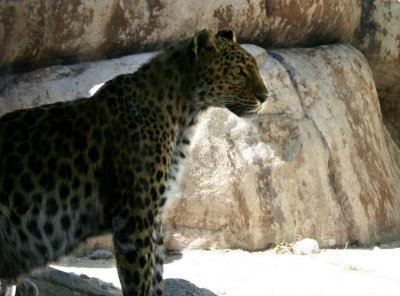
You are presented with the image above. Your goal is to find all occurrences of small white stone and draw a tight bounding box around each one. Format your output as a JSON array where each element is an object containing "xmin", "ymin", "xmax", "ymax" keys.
[
  {"xmin": 326, "ymin": 238, "xmax": 336, "ymax": 247},
  {"xmin": 293, "ymin": 238, "xmax": 319, "ymax": 255}
]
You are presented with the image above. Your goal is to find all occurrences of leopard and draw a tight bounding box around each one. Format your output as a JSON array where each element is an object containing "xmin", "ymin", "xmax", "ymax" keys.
[{"xmin": 0, "ymin": 29, "xmax": 268, "ymax": 296}]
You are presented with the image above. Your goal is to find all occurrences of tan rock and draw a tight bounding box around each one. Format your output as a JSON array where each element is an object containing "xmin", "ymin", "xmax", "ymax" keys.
[
  {"xmin": 352, "ymin": 0, "xmax": 400, "ymax": 147},
  {"xmin": 0, "ymin": 1, "xmax": 360, "ymax": 73},
  {"xmin": 163, "ymin": 44, "xmax": 400, "ymax": 250}
]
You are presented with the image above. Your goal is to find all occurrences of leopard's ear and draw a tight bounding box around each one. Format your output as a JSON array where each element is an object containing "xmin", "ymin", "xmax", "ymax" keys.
[
  {"xmin": 187, "ymin": 29, "xmax": 218, "ymax": 59},
  {"xmin": 216, "ymin": 30, "xmax": 236, "ymax": 42}
]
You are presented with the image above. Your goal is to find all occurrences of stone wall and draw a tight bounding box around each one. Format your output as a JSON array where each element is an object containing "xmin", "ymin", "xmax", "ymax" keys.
[{"xmin": 0, "ymin": 0, "xmax": 360, "ymax": 73}]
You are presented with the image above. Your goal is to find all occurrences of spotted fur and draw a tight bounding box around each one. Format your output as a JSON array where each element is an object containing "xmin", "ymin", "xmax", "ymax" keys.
[{"xmin": 0, "ymin": 29, "xmax": 268, "ymax": 296}]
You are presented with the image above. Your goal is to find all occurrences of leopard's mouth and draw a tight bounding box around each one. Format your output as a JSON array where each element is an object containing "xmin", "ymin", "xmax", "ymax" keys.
[{"xmin": 225, "ymin": 103, "xmax": 261, "ymax": 117}]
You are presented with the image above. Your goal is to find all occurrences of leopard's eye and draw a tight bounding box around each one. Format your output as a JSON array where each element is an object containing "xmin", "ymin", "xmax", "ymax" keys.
[{"xmin": 233, "ymin": 67, "xmax": 245, "ymax": 77}]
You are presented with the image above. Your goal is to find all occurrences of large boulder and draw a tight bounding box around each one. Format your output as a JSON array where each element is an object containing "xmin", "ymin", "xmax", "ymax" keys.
[
  {"xmin": 163, "ymin": 44, "xmax": 400, "ymax": 250},
  {"xmin": 352, "ymin": 0, "xmax": 400, "ymax": 147},
  {"xmin": 0, "ymin": 0, "xmax": 360, "ymax": 73},
  {"xmin": 1, "ymin": 44, "xmax": 399, "ymax": 251}
]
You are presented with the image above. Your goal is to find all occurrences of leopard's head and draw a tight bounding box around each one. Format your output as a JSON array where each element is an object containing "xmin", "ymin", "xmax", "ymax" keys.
[{"xmin": 188, "ymin": 29, "xmax": 268, "ymax": 117}]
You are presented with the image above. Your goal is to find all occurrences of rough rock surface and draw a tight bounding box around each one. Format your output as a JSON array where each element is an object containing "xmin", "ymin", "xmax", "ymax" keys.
[
  {"xmin": 29, "ymin": 268, "xmax": 215, "ymax": 296},
  {"xmin": 0, "ymin": 0, "xmax": 360, "ymax": 73},
  {"xmin": 163, "ymin": 44, "xmax": 400, "ymax": 250},
  {"xmin": 264, "ymin": 0, "xmax": 360, "ymax": 47},
  {"xmin": 352, "ymin": 0, "xmax": 400, "ymax": 147},
  {"xmin": 30, "ymin": 268, "xmax": 120, "ymax": 296},
  {"xmin": 1, "ymin": 44, "xmax": 399, "ymax": 251}
]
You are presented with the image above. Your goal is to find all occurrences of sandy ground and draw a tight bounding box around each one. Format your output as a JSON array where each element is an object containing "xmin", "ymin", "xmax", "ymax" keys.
[{"xmin": 52, "ymin": 244, "xmax": 400, "ymax": 296}]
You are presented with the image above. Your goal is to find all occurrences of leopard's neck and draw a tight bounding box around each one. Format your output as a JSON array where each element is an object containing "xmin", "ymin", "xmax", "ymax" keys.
[{"xmin": 96, "ymin": 47, "xmax": 205, "ymax": 208}]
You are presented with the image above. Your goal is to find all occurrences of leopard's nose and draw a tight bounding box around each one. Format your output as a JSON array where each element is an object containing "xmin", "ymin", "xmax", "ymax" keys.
[{"xmin": 256, "ymin": 93, "xmax": 268, "ymax": 103}]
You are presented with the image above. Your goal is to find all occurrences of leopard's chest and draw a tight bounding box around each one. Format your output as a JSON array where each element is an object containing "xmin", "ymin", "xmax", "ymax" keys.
[{"xmin": 162, "ymin": 123, "xmax": 196, "ymax": 208}]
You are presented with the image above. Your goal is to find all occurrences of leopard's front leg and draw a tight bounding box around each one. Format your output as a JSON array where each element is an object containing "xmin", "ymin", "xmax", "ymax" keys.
[
  {"xmin": 152, "ymin": 214, "xmax": 165, "ymax": 296},
  {"xmin": 112, "ymin": 211, "xmax": 162, "ymax": 296}
]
